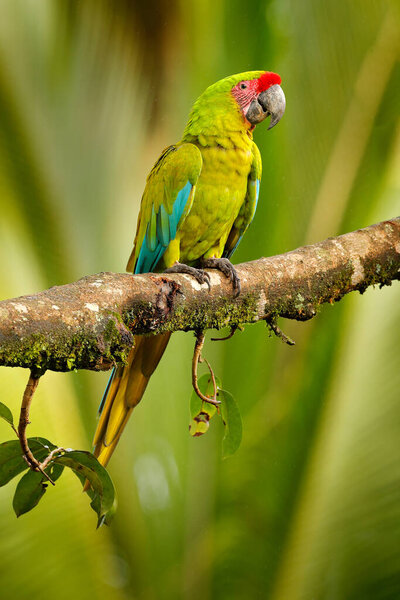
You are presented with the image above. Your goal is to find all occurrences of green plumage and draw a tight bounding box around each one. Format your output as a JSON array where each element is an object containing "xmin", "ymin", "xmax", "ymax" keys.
[
  {"xmin": 127, "ymin": 71, "xmax": 264, "ymax": 273},
  {"xmin": 93, "ymin": 71, "xmax": 275, "ymax": 467}
]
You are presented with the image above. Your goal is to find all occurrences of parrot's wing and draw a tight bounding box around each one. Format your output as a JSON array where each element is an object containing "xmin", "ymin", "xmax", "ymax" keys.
[
  {"xmin": 223, "ymin": 143, "xmax": 262, "ymax": 259},
  {"xmin": 127, "ymin": 143, "xmax": 202, "ymax": 274}
]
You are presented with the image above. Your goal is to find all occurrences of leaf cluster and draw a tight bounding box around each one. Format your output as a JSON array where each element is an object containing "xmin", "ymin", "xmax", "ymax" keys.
[
  {"xmin": 0, "ymin": 402, "xmax": 116, "ymax": 527},
  {"xmin": 0, "ymin": 371, "xmax": 240, "ymax": 525}
]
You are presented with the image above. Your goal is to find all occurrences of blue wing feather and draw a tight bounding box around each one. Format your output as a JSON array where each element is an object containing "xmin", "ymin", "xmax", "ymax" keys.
[{"xmin": 134, "ymin": 181, "xmax": 193, "ymax": 275}]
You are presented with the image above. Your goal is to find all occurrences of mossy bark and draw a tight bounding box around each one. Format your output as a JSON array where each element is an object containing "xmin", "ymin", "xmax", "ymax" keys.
[{"xmin": 0, "ymin": 217, "xmax": 399, "ymax": 372}]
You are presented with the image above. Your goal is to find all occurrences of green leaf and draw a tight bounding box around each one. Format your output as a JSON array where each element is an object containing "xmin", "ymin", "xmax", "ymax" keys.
[
  {"xmin": 219, "ymin": 390, "xmax": 242, "ymax": 458},
  {"xmin": 0, "ymin": 437, "xmax": 56, "ymax": 487},
  {"xmin": 13, "ymin": 470, "xmax": 48, "ymax": 517},
  {"xmin": 12, "ymin": 461, "xmax": 64, "ymax": 517},
  {"xmin": 0, "ymin": 402, "xmax": 14, "ymax": 426},
  {"xmin": 89, "ymin": 492, "xmax": 118, "ymax": 528},
  {"xmin": 54, "ymin": 450, "xmax": 116, "ymax": 527},
  {"xmin": 46, "ymin": 462, "xmax": 65, "ymax": 482}
]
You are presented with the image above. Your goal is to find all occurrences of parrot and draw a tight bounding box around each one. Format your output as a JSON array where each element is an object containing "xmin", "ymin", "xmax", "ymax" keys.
[{"xmin": 92, "ymin": 70, "xmax": 285, "ymax": 467}]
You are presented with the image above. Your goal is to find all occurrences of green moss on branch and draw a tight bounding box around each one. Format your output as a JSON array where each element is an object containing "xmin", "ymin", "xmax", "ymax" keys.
[{"xmin": 0, "ymin": 217, "xmax": 398, "ymax": 372}]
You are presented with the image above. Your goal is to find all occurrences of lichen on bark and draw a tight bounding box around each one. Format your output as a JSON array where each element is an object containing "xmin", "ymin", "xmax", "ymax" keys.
[{"xmin": 0, "ymin": 217, "xmax": 398, "ymax": 372}]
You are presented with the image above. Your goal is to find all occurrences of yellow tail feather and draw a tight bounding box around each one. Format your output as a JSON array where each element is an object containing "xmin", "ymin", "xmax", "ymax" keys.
[{"xmin": 92, "ymin": 333, "xmax": 171, "ymax": 467}]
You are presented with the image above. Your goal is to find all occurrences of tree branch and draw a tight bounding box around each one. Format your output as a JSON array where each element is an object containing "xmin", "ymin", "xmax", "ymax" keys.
[{"xmin": 0, "ymin": 217, "xmax": 399, "ymax": 372}]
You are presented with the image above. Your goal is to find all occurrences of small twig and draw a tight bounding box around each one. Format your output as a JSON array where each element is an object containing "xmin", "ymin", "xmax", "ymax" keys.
[
  {"xmin": 192, "ymin": 331, "xmax": 220, "ymax": 406},
  {"xmin": 211, "ymin": 324, "xmax": 241, "ymax": 342},
  {"xmin": 266, "ymin": 316, "xmax": 296, "ymax": 346},
  {"xmin": 40, "ymin": 447, "xmax": 65, "ymax": 471},
  {"xmin": 18, "ymin": 371, "xmax": 55, "ymax": 485},
  {"xmin": 18, "ymin": 372, "xmax": 40, "ymax": 467}
]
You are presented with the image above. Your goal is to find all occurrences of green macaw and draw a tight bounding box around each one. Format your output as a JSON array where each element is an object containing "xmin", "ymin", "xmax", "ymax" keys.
[{"xmin": 93, "ymin": 70, "xmax": 285, "ymax": 466}]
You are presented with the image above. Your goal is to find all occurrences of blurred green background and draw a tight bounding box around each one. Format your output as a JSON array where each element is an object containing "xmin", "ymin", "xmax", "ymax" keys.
[{"xmin": 0, "ymin": 1, "xmax": 399, "ymax": 598}]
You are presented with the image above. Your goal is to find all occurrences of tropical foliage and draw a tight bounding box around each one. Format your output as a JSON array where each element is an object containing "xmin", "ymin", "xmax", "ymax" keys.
[{"xmin": 0, "ymin": 1, "xmax": 399, "ymax": 598}]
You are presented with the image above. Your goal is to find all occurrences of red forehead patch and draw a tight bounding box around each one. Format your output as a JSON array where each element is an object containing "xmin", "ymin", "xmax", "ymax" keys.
[{"xmin": 257, "ymin": 71, "xmax": 281, "ymax": 92}]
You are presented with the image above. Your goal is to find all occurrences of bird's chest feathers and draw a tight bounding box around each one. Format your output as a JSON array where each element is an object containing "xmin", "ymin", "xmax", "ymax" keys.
[
  {"xmin": 178, "ymin": 146, "xmax": 252, "ymax": 260},
  {"xmin": 194, "ymin": 146, "xmax": 252, "ymax": 216},
  {"xmin": 200, "ymin": 145, "xmax": 252, "ymax": 185}
]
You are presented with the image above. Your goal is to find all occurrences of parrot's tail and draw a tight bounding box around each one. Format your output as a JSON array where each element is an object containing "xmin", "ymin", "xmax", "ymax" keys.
[{"xmin": 92, "ymin": 333, "xmax": 171, "ymax": 467}]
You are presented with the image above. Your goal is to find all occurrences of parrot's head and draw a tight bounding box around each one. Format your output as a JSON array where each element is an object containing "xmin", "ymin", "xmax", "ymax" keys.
[
  {"xmin": 231, "ymin": 71, "xmax": 285, "ymax": 130},
  {"xmin": 183, "ymin": 70, "xmax": 285, "ymax": 141}
]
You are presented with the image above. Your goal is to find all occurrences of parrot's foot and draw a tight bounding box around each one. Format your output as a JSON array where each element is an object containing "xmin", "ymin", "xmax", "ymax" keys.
[
  {"xmin": 201, "ymin": 258, "xmax": 241, "ymax": 297},
  {"xmin": 164, "ymin": 263, "xmax": 210, "ymax": 289}
]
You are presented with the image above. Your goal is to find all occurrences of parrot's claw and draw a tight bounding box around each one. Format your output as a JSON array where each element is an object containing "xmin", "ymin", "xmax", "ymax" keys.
[
  {"xmin": 201, "ymin": 258, "xmax": 241, "ymax": 297},
  {"xmin": 164, "ymin": 263, "xmax": 211, "ymax": 289}
]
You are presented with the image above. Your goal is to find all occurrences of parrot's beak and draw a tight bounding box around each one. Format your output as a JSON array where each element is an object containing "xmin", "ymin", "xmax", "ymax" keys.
[{"xmin": 246, "ymin": 84, "xmax": 286, "ymax": 129}]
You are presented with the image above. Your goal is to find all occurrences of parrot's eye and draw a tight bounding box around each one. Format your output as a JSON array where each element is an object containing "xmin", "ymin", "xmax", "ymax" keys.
[{"xmin": 240, "ymin": 83, "xmax": 247, "ymax": 90}]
